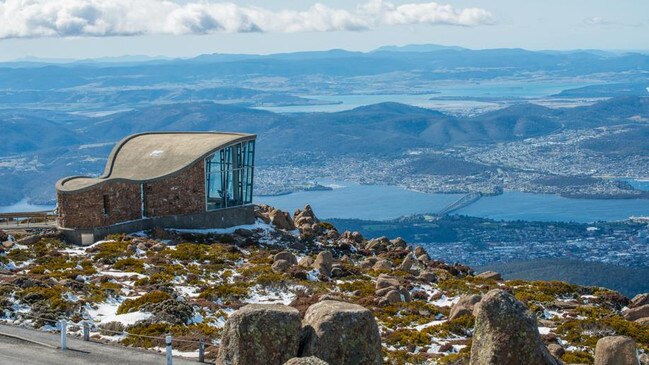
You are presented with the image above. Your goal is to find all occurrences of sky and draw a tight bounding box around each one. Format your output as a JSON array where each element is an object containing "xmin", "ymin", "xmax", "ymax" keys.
[{"xmin": 0, "ymin": 0, "xmax": 648, "ymax": 61}]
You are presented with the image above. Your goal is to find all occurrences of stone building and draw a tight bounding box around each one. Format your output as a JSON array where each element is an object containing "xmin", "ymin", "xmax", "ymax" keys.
[{"xmin": 56, "ymin": 132, "xmax": 256, "ymax": 244}]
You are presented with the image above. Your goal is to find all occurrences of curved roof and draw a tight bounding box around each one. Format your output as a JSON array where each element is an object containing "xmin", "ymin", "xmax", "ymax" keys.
[{"xmin": 57, "ymin": 131, "xmax": 255, "ymax": 193}]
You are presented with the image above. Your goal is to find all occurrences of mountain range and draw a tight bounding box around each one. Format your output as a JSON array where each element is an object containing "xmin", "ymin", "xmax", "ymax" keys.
[{"xmin": 1, "ymin": 96, "xmax": 648, "ymax": 204}]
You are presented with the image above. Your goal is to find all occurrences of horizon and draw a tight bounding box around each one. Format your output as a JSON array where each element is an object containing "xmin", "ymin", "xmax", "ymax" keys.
[
  {"xmin": 1, "ymin": 0, "xmax": 648, "ymax": 61},
  {"xmin": 4, "ymin": 43, "xmax": 649, "ymax": 64}
]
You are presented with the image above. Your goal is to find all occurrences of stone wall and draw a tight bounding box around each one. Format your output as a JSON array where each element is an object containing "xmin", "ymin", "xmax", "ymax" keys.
[
  {"xmin": 59, "ymin": 160, "xmax": 206, "ymax": 229},
  {"xmin": 143, "ymin": 161, "xmax": 206, "ymax": 217},
  {"xmin": 57, "ymin": 181, "xmax": 141, "ymax": 229},
  {"xmin": 60, "ymin": 205, "xmax": 256, "ymax": 245}
]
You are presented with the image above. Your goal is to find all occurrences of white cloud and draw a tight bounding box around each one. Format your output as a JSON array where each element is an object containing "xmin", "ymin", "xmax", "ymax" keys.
[
  {"xmin": 0, "ymin": 0, "xmax": 495, "ymax": 39},
  {"xmin": 583, "ymin": 16, "xmax": 610, "ymax": 26}
]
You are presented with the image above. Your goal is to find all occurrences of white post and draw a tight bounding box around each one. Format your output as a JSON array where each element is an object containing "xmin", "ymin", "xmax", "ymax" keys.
[
  {"xmin": 59, "ymin": 319, "xmax": 67, "ymax": 350},
  {"xmin": 198, "ymin": 340, "xmax": 205, "ymax": 363},
  {"xmin": 166, "ymin": 335, "xmax": 173, "ymax": 365},
  {"xmin": 83, "ymin": 321, "xmax": 90, "ymax": 341}
]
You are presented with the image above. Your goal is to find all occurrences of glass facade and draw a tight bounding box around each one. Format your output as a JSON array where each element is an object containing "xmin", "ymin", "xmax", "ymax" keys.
[{"xmin": 205, "ymin": 140, "xmax": 255, "ymax": 211}]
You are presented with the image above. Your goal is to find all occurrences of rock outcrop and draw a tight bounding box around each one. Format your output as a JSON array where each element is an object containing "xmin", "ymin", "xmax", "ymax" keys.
[
  {"xmin": 301, "ymin": 300, "xmax": 382, "ymax": 365},
  {"xmin": 217, "ymin": 304, "xmax": 302, "ymax": 365},
  {"xmin": 375, "ymin": 274, "xmax": 410, "ymax": 306},
  {"xmin": 470, "ymin": 289, "xmax": 562, "ymax": 365},
  {"xmin": 275, "ymin": 251, "xmax": 298, "ymax": 265},
  {"xmin": 313, "ymin": 251, "xmax": 333, "ymax": 277},
  {"xmin": 630, "ymin": 293, "xmax": 649, "ymax": 308},
  {"xmin": 476, "ymin": 271, "xmax": 502, "ymax": 281},
  {"xmin": 594, "ymin": 336, "xmax": 640, "ymax": 365},
  {"xmin": 623, "ymin": 304, "xmax": 649, "ymax": 321},
  {"xmin": 293, "ymin": 205, "xmax": 320, "ymax": 237},
  {"xmin": 448, "ymin": 294, "xmax": 482, "ymax": 321}
]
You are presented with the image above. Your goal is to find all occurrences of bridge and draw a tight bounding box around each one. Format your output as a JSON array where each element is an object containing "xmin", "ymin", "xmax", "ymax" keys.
[{"xmin": 437, "ymin": 192, "xmax": 482, "ymax": 216}]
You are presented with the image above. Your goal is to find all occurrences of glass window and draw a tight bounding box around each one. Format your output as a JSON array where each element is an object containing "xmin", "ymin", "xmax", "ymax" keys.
[{"xmin": 205, "ymin": 140, "xmax": 255, "ymax": 211}]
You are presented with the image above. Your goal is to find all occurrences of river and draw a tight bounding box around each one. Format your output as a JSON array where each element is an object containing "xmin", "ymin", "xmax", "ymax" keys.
[
  {"xmin": 256, "ymin": 181, "xmax": 649, "ymax": 223},
  {"xmin": 255, "ymin": 80, "xmax": 593, "ymax": 114},
  {"xmin": 3, "ymin": 181, "xmax": 648, "ymax": 223}
]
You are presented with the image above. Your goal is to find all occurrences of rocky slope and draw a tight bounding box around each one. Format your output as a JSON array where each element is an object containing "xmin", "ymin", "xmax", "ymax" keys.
[{"xmin": 0, "ymin": 204, "xmax": 648, "ymax": 364}]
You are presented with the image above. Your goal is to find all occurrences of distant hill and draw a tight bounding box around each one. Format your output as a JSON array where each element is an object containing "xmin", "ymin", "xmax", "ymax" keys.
[
  {"xmin": 373, "ymin": 44, "xmax": 466, "ymax": 52},
  {"xmin": 0, "ymin": 110, "xmax": 83, "ymax": 154},
  {"xmin": 477, "ymin": 259, "xmax": 649, "ymax": 296},
  {"xmin": 554, "ymin": 82, "xmax": 649, "ymax": 98},
  {"xmin": 3, "ymin": 96, "xmax": 647, "ymax": 157},
  {"xmin": 1, "ymin": 96, "xmax": 648, "ymax": 204},
  {"xmin": 2, "ymin": 47, "xmax": 649, "ymax": 90},
  {"xmin": 85, "ymin": 102, "xmax": 284, "ymax": 141}
]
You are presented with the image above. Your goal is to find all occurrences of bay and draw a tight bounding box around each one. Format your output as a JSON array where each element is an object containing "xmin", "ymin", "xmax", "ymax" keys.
[{"xmin": 257, "ymin": 181, "xmax": 649, "ymax": 223}]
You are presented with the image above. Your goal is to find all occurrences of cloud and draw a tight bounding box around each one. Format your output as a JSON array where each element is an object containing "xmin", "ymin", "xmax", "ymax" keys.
[
  {"xmin": 583, "ymin": 16, "xmax": 610, "ymax": 26},
  {"xmin": 0, "ymin": 0, "xmax": 495, "ymax": 39}
]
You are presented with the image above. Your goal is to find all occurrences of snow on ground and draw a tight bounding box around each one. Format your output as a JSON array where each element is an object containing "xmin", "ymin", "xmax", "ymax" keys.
[
  {"xmin": 154, "ymin": 347, "xmax": 200, "ymax": 358},
  {"xmin": 414, "ymin": 320, "xmax": 447, "ymax": 331},
  {"xmin": 430, "ymin": 292, "xmax": 460, "ymax": 307},
  {"xmin": 538, "ymin": 326, "xmax": 552, "ymax": 335},
  {"xmin": 246, "ymin": 285, "xmax": 296, "ymax": 305},
  {"xmin": 172, "ymin": 221, "xmax": 274, "ymax": 235},
  {"xmin": 62, "ymin": 240, "xmax": 114, "ymax": 255},
  {"xmin": 87, "ymin": 301, "xmax": 152, "ymax": 325},
  {"xmin": 99, "ymin": 270, "xmax": 147, "ymax": 279},
  {"xmin": 176, "ymin": 285, "xmax": 201, "ymax": 298}
]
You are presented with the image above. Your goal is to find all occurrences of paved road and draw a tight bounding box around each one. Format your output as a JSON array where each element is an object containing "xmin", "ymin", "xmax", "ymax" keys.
[{"xmin": 0, "ymin": 324, "xmax": 203, "ymax": 365}]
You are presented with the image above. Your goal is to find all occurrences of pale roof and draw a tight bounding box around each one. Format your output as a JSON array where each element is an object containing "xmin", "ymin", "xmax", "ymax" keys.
[{"xmin": 57, "ymin": 132, "xmax": 255, "ymax": 193}]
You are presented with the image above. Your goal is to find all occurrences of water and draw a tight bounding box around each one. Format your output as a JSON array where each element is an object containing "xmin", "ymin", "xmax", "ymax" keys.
[
  {"xmin": 3, "ymin": 179, "xmax": 647, "ymax": 222},
  {"xmin": 256, "ymin": 80, "xmax": 592, "ymax": 114},
  {"xmin": 455, "ymin": 191, "xmax": 649, "ymax": 222},
  {"xmin": 620, "ymin": 178, "xmax": 649, "ymax": 191},
  {"xmin": 255, "ymin": 183, "xmax": 462, "ymax": 221},
  {"xmin": 256, "ymin": 181, "xmax": 649, "ymax": 223}
]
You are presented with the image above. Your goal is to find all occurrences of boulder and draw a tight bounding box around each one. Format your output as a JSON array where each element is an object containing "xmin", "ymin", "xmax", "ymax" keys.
[
  {"xmin": 272, "ymin": 259, "xmax": 292, "ymax": 273},
  {"xmin": 390, "ymin": 237, "xmax": 407, "ymax": 249},
  {"xmin": 398, "ymin": 253, "xmax": 416, "ymax": 271},
  {"xmin": 470, "ymin": 289, "xmax": 561, "ymax": 365},
  {"xmin": 630, "ymin": 293, "xmax": 649, "ymax": 308},
  {"xmin": 301, "ymin": 301, "xmax": 382, "ymax": 365},
  {"xmin": 339, "ymin": 231, "xmax": 364, "ymax": 245},
  {"xmin": 417, "ymin": 270, "xmax": 436, "ymax": 283},
  {"xmin": 546, "ymin": 344, "xmax": 565, "ymax": 359},
  {"xmin": 623, "ymin": 304, "xmax": 649, "ymax": 321},
  {"xmin": 365, "ymin": 237, "xmax": 390, "ymax": 252},
  {"xmin": 313, "ymin": 251, "xmax": 333, "ymax": 277},
  {"xmin": 293, "ymin": 205, "xmax": 319, "ymax": 231},
  {"xmin": 449, "ymin": 294, "xmax": 482, "ymax": 321},
  {"xmin": 382, "ymin": 290, "xmax": 402, "ymax": 305},
  {"xmin": 255, "ymin": 205, "xmax": 272, "ymax": 224},
  {"xmin": 594, "ymin": 336, "xmax": 640, "ymax": 365},
  {"xmin": 476, "ymin": 271, "xmax": 502, "ymax": 281},
  {"xmin": 635, "ymin": 317, "xmax": 649, "ymax": 326},
  {"xmin": 299, "ymin": 256, "xmax": 314, "ymax": 268},
  {"xmin": 217, "ymin": 304, "xmax": 301, "ymax": 365},
  {"xmin": 376, "ymin": 274, "xmax": 400, "ymax": 290},
  {"xmin": 270, "ymin": 209, "xmax": 296, "ymax": 231},
  {"xmin": 372, "ymin": 259, "xmax": 392, "ymax": 271},
  {"xmin": 284, "ymin": 357, "xmax": 329, "ymax": 365},
  {"xmin": 414, "ymin": 246, "xmax": 428, "ymax": 258},
  {"xmin": 275, "ymin": 251, "xmax": 298, "ymax": 265}
]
